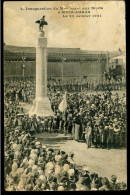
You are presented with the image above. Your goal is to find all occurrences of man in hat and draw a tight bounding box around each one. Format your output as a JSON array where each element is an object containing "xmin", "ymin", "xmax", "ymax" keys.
[
  {"xmin": 114, "ymin": 125, "xmax": 120, "ymax": 148},
  {"xmin": 48, "ymin": 117, "xmax": 53, "ymax": 133},
  {"xmin": 106, "ymin": 123, "xmax": 114, "ymax": 149},
  {"xmin": 57, "ymin": 170, "xmax": 69, "ymax": 190},
  {"xmin": 33, "ymin": 178, "xmax": 43, "ymax": 191},
  {"xmin": 64, "ymin": 120, "xmax": 68, "ymax": 135},
  {"xmin": 98, "ymin": 125, "xmax": 104, "ymax": 148},
  {"xmin": 109, "ymin": 175, "xmax": 118, "ymax": 190},
  {"xmin": 99, "ymin": 177, "xmax": 110, "ymax": 191},
  {"xmin": 76, "ymin": 167, "xmax": 91, "ymax": 191},
  {"xmin": 103, "ymin": 123, "xmax": 109, "ymax": 149},
  {"xmin": 85, "ymin": 124, "xmax": 92, "ymax": 148},
  {"xmin": 17, "ymin": 169, "xmax": 28, "ymax": 191},
  {"xmin": 94, "ymin": 124, "xmax": 100, "ymax": 148},
  {"xmin": 48, "ymin": 176, "xmax": 58, "ymax": 191}
]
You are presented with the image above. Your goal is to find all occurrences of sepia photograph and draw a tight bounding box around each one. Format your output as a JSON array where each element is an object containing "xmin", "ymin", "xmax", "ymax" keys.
[{"xmin": 3, "ymin": 0, "xmax": 127, "ymax": 191}]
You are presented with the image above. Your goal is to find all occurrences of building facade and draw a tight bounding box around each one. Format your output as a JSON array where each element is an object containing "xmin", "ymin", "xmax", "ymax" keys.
[{"xmin": 4, "ymin": 44, "xmax": 121, "ymax": 81}]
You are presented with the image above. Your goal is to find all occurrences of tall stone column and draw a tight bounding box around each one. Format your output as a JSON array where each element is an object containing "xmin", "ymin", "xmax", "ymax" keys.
[{"xmin": 29, "ymin": 32, "xmax": 54, "ymax": 117}]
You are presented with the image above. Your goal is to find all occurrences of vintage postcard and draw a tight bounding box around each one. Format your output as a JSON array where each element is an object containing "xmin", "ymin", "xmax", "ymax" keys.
[{"xmin": 4, "ymin": 0, "xmax": 126, "ymax": 191}]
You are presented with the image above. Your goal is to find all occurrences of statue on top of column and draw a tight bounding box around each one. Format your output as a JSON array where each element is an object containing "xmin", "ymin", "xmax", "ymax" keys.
[{"xmin": 35, "ymin": 15, "xmax": 48, "ymax": 34}]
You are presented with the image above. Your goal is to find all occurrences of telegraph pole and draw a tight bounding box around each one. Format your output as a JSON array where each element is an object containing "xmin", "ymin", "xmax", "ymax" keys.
[{"xmin": 22, "ymin": 52, "xmax": 26, "ymax": 77}]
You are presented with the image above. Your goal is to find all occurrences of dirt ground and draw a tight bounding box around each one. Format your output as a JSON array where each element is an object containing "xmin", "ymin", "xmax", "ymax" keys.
[
  {"xmin": 36, "ymin": 134, "xmax": 127, "ymax": 184},
  {"xmin": 20, "ymin": 90, "xmax": 127, "ymax": 184},
  {"xmin": 59, "ymin": 141, "xmax": 127, "ymax": 184}
]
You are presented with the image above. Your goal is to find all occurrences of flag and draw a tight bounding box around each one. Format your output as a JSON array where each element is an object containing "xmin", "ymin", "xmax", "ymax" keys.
[{"xmin": 58, "ymin": 92, "xmax": 67, "ymax": 112}]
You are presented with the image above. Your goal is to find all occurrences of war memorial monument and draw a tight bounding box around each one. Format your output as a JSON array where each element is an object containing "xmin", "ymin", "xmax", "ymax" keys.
[{"xmin": 29, "ymin": 16, "xmax": 54, "ymax": 117}]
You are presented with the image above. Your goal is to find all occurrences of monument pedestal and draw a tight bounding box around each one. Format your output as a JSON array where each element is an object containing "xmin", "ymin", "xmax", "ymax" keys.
[
  {"xmin": 28, "ymin": 31, "xmax": 54, "ymax": 117},
  {"xmin": 29, "ymin": 97, "xmax": 54, "ymax": 117}
]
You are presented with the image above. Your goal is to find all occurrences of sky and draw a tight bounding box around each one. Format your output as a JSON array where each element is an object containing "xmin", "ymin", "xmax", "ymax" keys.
[{"xmin": 3, "ymin": 1, "xmax": 126, "ymax": 51}]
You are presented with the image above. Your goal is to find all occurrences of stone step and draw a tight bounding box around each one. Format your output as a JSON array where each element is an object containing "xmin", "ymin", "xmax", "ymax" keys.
[
  {"xmin": 37, "ymin": 136, "xmax": 73, "ymax": 141},
  {"xmin": 35, "ymin": 133, "xmax": 74, "ymax": 141}
]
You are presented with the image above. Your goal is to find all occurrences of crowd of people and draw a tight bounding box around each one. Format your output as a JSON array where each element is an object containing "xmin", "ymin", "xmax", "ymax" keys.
[
  {"xmin": 4, "ymin": 77, "xmax": 35, "ymax": 104},
  {"xmin": 5, "ymin": 125, "xmax": 127, "ymax": 191},
  {"xmin": 4, "ymin": 77, "xmax": 126, "ymax": 149},
  {"xmin": 48, "ymin": 77, "xmax": 125, "ymax": 92},
  {"xmin": 4, "ymin": 77, "xmax": 125, "ymax": 104},
  {"xmin": 4, "ymin": 77, "xmax": 127, "ymax": 191}
]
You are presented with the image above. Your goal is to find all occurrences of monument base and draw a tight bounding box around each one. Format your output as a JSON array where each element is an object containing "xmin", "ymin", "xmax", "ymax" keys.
[{"xmin": 28, "ymin": 97, "xmax": 55, "ymax": 117}]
